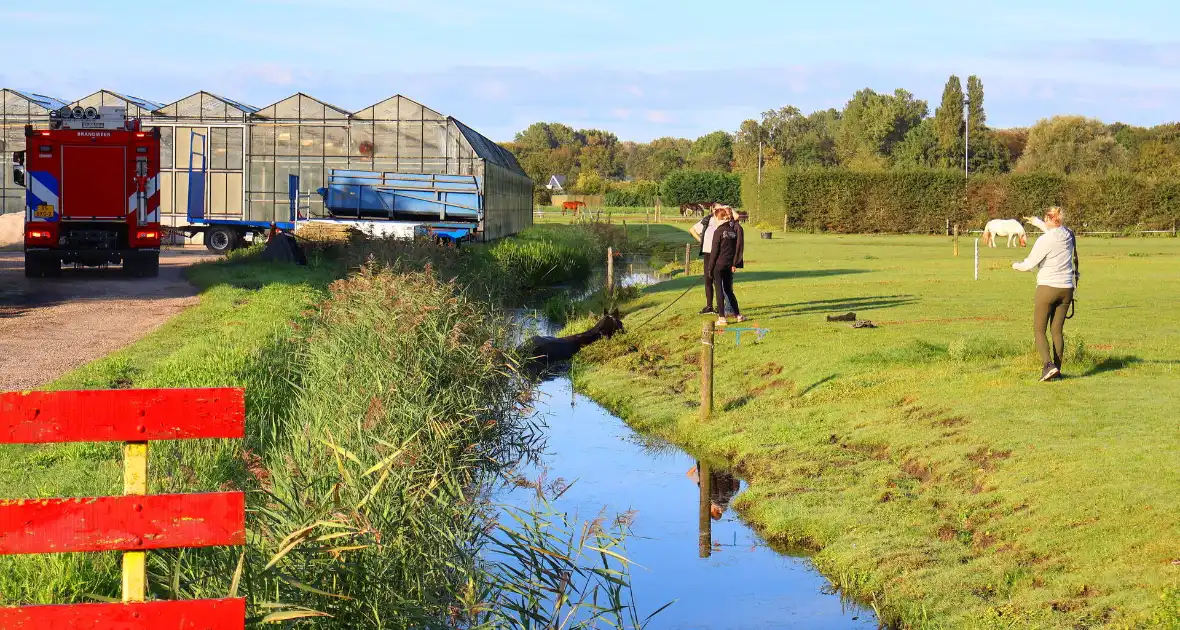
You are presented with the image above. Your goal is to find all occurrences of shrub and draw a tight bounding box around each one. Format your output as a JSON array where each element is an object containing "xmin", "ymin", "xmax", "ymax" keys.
[
  {"xmin": 743, "ymin": 167, "xmax": 1180, "ymax": 233},
  {"xmin": 604, "ymin": 180, "xmax": 660, "ymax": 207},
  {"xmin": 660, "ymin": 170, "xmax": 741, "ymax": 207}
]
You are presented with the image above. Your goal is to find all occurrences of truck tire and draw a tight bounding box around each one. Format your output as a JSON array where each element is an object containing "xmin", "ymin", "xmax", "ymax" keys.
[
  {"xmin": 142, "ymin": 253, "xmax": 160, "ymax": 278},
  {"xmin": 122, "ymin": 252, "xmax": 159, "ymax": 278},
  {"xmin": 122, "ymin": 253, "xmax": 141, "ymax": 277},
  {"xmin": 23, "ymin": 253, "xmax": 41, "ymax": 278},
  {"xmin": 205, "ymin": 227, "xmax": 237, "ymax": 254},
  {"xmin": 25, "ymin": 253, "xmax": 60, "ymax": 278}
]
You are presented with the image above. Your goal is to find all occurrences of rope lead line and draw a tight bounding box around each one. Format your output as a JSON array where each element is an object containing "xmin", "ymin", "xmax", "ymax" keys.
[{"xmin": 631, "ymin": 275, "xmax": 706, "ymax": 332}]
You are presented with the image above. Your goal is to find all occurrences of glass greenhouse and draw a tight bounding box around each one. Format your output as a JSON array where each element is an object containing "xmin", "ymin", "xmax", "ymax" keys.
[
  {"xmin": 0, "ymin": 90, "xmax": 69, "ymax": 215},
  {"xmin": 0, "ymin": 88, "xmax": 532, "ymax": 241}
]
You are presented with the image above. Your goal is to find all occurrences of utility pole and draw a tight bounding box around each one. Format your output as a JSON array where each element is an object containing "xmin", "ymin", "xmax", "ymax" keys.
[
  {"xmin": 963, "ymin": 97, "xmax": 970, "ymax": 178},
  {"xmin": 757, "ymin": 138, "xmax": 763, "ymax": 185}
]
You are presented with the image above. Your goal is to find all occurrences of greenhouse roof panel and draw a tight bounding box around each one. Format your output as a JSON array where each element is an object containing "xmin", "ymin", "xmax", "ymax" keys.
[
  {"xmin": 106, "ymin": 91, "xmax": 165, "ymax": 112},
  {"xmin": 451, "ymin": 117, "xmax": 526, "ymax": 177},
  {"xmin": 255, "ymin": 92, "xmax": 351, "ymax": 120},
  {"xmin": 207, "ymin": 92, "xmax": 259, "ymax": 114},
  {"xmin": 70, "ymin": 90, "xmax": 165, "ymax": 116},
  {"xmin": 10, "ymin": 90, "xmax": 70, "ymax": 111},
  {"xmin": 352, "ymin": 94, "xmax": 445, "ymax": 121},
  {"xmin": 156, "ymin": 91, "xmax": 259, "ymax": 118}
]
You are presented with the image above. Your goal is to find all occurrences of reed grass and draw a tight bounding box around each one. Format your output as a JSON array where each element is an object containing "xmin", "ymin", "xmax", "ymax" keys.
[{"xmin": 0, "ymin": 225, "xmax": 660, "ymax": 628}]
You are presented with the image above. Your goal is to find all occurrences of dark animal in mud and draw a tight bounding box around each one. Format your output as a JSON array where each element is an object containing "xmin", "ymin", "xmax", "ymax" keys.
[{"xmin": 523, "ymin": 308, "xmax": 625, "ymax": 366}]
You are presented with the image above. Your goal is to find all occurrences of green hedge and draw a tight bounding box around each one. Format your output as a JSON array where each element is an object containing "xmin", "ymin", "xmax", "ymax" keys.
[
  {"xmin": 604, "ymin": 181, "xmax": 660, "ymax": 207},
  {"xmin": 743, "ymin": 167, "xmax": 1180, "ymax": 233},
  {"xmin": 660, "ymin": 170, "xmax": 741, "ymax": 207}
]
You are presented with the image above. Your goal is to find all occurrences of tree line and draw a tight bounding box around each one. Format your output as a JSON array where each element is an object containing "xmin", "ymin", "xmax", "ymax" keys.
[
  {"xmin": 500, "ymin": 124, "xmax": 734, "ymax": 202},
  {"xmin": 501, "ymin": 75, "xmax": 1180, "ymax": 202}
]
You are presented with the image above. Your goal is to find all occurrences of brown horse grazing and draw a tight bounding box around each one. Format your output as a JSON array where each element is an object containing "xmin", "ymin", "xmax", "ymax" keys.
[{"xmin": 523, "ymin": 308, "xmax": 624, "ymax": 366}]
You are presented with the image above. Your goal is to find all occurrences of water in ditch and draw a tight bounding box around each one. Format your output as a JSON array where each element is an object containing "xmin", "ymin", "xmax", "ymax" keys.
[
  {"xmin": 507, "ymin": 301, "xmax": 877, "ymax": 629},
  {"xmin": 511, "ymin": 377, "xmax": 877, "ymax": 629}
]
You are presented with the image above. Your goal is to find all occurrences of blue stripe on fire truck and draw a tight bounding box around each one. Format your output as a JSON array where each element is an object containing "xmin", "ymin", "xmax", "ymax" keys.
[{"xmin": 26, "ymin": 171, "xmax": 60, "ymax": 223}]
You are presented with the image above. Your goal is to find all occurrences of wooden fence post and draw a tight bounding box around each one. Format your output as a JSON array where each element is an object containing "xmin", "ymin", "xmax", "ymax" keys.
[
  {"xmin": 697, "ymin": 460, "xmax": 712, "ymax": 558},
  {"xmin": 122, "ymin": 441, "xmax": 148, "ymax": 602},
  {"xmin": 606, "ymin": 247, "xmax": 614, "ymax": 296},
  {"xmin": 953, "ymin": 224, "xmax": 959, "ymax": 257},
  {"xmin": 974, "ymin": 238, "xmax": 980, "ymax": 280},
  {"xmin": 700, "ymin": 319, "xmax": 714, "ymax": 421},
  {"xmin": 783, "ymin": 214, "xmax": 788, "ymax": 233},
  {"xmin": 684, "ymin": 243, "xmax": 691, "ymax": 276}
]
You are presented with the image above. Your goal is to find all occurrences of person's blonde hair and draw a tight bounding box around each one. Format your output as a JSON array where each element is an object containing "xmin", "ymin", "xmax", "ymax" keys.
[{"xmin": 1045, "ymin": 206, "xmax": 1065, "ymax": 223}]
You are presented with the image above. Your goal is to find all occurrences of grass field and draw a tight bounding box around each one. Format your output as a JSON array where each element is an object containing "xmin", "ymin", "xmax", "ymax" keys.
[{"xmin": 565, "ymin": 225, "xmax": 1180, "ymax": 628}]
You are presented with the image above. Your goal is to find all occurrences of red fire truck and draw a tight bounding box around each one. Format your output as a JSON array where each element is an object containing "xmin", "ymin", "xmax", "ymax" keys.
[{"xmin": 12, "ymin": 105, "xmax": 161, "ymax": 278}]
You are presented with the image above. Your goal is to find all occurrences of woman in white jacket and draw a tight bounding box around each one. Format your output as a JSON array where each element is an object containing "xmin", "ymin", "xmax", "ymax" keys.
[{"xmin": 1011, "ymin": 207, "xmax": 1078, "ymax": 381}]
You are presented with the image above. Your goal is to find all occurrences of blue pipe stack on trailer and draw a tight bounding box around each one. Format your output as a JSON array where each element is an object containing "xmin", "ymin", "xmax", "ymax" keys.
[{"xmin": 318, "ymin": 170, "xmax": 482, "ymax": 222}]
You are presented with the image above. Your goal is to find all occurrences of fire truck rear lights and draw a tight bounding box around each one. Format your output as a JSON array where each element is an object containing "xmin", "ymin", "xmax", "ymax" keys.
[
  {"xmin": 39, "ymin": 131, "xmax": 50, "ymax": 136},
  {"xmin": 27, "ymin": 231, "xmax": 51, "ymax": 239},
  {"xmin": 136, "ymin": 231, "xmax": 160, "ymax": 240},
  {"xmin": 135, "ymin": 133, "xmax": 147, "ymax": 137}
]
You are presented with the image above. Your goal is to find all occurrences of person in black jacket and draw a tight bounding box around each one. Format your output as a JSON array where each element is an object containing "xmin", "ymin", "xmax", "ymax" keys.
[
  {"xmin": 708, "ymin": 207, "xmax": 745, "ymax": 325},
  {"xmin": 689, "ymin": 206, "xmax": 729, "ymax": 314}
]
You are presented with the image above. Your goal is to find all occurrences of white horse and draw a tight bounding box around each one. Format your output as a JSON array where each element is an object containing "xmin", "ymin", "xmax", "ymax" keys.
[{"xmin": 982, "ymin": 219, "xmax": 1027, "ymax": 248}]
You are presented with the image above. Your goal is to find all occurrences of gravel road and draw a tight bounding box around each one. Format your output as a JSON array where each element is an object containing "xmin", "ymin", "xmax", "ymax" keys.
[{"xmin": 0, "ymin": 247, "xmax": 213, "ymax": 391}]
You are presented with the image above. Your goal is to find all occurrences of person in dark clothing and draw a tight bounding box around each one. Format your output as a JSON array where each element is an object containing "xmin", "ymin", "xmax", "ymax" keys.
[
  {"xmin": 708, "ymin": 207, "xmax": 745, "ymax": 325},
  {"xmin": 689, "ymin": 206, "xmax": 728, "ymax": 314}
]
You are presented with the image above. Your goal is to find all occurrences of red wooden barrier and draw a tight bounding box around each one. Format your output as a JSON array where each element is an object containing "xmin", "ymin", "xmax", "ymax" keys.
[
  {"xmin": 0, "ymin": 388, "xmax": 245, "ymax": 444},
  {"xmin": 0, "ymin": 388, "xmax": 246, "ymax": 629},
  {"xmin": 0, "ymin": 598, "xmax": 246, "ymax": 629},
  {"xmin": 0, "ymin": 492, "xmax": 245, "ymax": 555}
]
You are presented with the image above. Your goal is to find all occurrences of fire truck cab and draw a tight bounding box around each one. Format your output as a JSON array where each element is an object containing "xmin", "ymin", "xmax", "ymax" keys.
[{"xmin": 12, "ymin": 105, "xmax": 162, "ymax": 278}]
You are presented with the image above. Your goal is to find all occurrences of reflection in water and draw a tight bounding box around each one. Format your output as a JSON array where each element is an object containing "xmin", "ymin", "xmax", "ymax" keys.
[
  {"xmin": 689, "ymin": 462, "xmax": 743, "ymax": 558},
  {"xmin": 504, "ymin": 377, "xmax": 877, "ymax": 629}
]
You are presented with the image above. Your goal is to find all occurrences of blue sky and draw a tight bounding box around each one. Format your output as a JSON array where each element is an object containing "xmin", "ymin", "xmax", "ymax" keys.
[{"xmin": 4, "ymin": 0, "xmax": 1179, "ymax": 142}]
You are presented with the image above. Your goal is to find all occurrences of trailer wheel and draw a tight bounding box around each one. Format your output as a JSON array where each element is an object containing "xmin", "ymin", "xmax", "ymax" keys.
[{"xmin": 205, "ymin": 227, "xmax": 237, "ymax": 254}]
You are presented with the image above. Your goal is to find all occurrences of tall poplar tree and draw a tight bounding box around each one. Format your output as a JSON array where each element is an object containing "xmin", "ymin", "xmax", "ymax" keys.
[
  {"xmin": 967, "ymin": 75, "xmax": 986, "ymax": 133},
  {"xmin": 934, "ymin": 75, "xmax": 965, "ymax": 156}
]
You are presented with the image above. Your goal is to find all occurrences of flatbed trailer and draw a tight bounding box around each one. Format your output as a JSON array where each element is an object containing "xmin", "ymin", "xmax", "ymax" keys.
[{"xmin": 173, "ymin": 149, "xmax": 484, "ymax": 252}]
